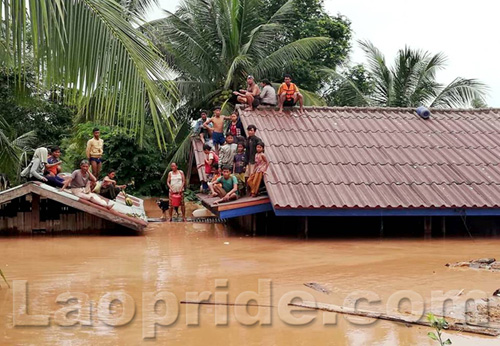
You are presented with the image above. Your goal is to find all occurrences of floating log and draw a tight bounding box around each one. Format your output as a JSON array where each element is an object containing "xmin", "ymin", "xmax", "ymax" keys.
[
  {"xmin": 181, "ymin": 301, "xmax": 274, "ymax": 308},
  {"xmin": 289, "ymin": 301, "xmax": 500, "ymax": 337}
]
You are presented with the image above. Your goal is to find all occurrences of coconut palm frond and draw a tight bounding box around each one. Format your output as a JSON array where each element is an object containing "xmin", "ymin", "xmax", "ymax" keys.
[
  {"xmin": 431, "ymin": 78, "xmax": 489, "ymax": 108},
  {"xmin": 255, "ymin": 37, "xmax": 330, "ymax": 79},
  {"xmin": 2, "ymin": 0, "xmax": 178, "ymax": 148}
]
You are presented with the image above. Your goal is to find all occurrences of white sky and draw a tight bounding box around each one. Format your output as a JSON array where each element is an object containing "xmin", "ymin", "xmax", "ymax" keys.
[{"xmin": 147, "ymin": 0, "xmax": 500, "ymax": 107}]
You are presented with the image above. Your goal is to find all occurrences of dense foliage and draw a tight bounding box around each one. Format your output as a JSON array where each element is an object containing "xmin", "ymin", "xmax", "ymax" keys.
[
  {"xmin": 62, "ymin": 122, "xmax": 168, "ymax": 196},
  {"xmin": 148, "ymin": 0, "xmax": 330, "ymax": 112},
  {"xmin": 263, "ymin": 0, "xmax": 352, "ymax": 92},
  {"xmin": 330, "ymin": 41, "xmax": 488, "ymax": 108}
]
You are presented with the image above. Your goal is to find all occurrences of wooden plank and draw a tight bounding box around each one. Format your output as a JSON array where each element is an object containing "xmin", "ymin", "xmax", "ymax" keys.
[
  {"xmin": 186, "ymin": 143, "xmax": 195, "ymax": 185},
  {"xmin": 0, "ymin": 184, "xmax": 32, "ymax": 205},
  {"xmin": 289, "ymin": 301, "xmax": 500, "ymax": 337},
  {"xmin": 34, "ymin": 187, "xmax": 146, "ymax": 231},
  {"xmin": 31, "ymin": 194, "xmax": 40, "ymax": 230},
  {"xmin": 218, "ymin": 198, "xmax": 271, "ymax": 211}
]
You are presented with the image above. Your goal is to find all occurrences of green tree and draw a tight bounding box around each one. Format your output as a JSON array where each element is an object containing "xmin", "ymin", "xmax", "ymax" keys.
[
  {"xmin": 343, "ymin": 41, "xmax": 488, "ymax": 108},
  {"xmin": 147, "ymin": 0, "xmax": 330, "ymax": 110},
  {"xmin": 0, "ymin": 0, "xmax": 177, "ymax": 146},
  {"xmin": 0, "ymin": 116, "xmax": 36, "ymax": 182},
  {"xmin": 263, "ymin": 0, "xmax": 352, "ymax": 92},
  {"xmin": 326, "ymin": 64, "xmax": 374, "ymax": 107},
  {"xmin": 61, "ymin": 122, "xmax": 168, "ymax": 196}
]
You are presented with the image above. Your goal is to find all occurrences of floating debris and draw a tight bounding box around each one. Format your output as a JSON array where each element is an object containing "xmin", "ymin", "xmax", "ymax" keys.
[
  {"xmin": 304, "ymin": 282, "xmax": 331, "ymax": 295},
  {"xmin": 446, "ymin": 258, "xmax": 499, "ymax": 271}
]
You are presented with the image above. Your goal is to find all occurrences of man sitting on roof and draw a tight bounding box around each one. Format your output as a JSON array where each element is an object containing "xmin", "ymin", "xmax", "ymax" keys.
[
  {"xmin": 211, "ymin": 166, "xmax": 239, "ymax": 204},
  {"xmin": 278, "ymin": 74, "xmax": 304, "ymax": 113},
  {"xmin": 193, "ymin": 110, "xmax": 213, "ymax": 144},
  {"xmin": 62, "ymin": 160, "xmax": 113, "ymax": 210},
  {"xmin": 231, "ymin": 75, "xmax": 261, "ymax": 111},
  {"xmin": 259, "ymin": 79, "xmax": 277, "ymax": 107}
]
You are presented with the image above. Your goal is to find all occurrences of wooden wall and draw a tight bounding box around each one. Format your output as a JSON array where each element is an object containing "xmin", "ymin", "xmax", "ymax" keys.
[{"xmin": 0, "ymin": 194, "xmax": 128, "ymax": 235}]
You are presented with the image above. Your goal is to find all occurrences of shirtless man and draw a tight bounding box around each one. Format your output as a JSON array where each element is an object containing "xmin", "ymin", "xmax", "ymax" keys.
[
  {"xmin": 232, "ymin": 75, "xmax": 261, "ymax": 111},
  {"xmin": 203, "ymin": 106, "xmax": 226, "ymax": 150}
]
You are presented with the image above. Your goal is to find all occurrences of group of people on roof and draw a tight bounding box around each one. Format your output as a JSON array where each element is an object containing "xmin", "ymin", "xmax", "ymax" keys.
[
  {"xmin": 228, "ymin": 74, "xmax": 305, "ymax": 113},
  {"xmin": 21, "ymin": 128, "xmax": 128, "ymax": 210},
  {"xmin": 193, "ymin": 107, "xmax": 268, "ymax": 205}
]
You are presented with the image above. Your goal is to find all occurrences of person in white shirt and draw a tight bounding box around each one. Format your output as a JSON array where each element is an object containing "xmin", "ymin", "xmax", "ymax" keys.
[{"xmin": 259, "ymin": 79, "xmax": 277, "ymax": 106}]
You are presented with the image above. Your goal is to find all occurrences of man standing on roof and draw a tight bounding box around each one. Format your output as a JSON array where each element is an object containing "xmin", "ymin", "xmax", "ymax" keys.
[
  {"xmin": 86, "ymin": 128, "xmax": 104, "ymax": 179},
  {"xmin": 278, "ymin": 74, "xmax": 304, "ymax": 113},
  {"xmin": 232, "ymin": 75, "xmax": 261, "ymax": 111},
  {"xmin": 204, "ymin": 106, "xmax": 225, "ymax": 151},
  {"xmin": 244, "ymin": 124, "xmax": 262, "ymax": 187}
]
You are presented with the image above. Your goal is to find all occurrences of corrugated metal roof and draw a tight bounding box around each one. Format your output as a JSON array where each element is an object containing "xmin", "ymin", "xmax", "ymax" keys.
[
  {"xmin": 239, "ymin": 107, "xmax": 500, "ymax": 210},
  {"xmin": 192, "ymin": 137, "xmax": 209, "ymax": 182}
]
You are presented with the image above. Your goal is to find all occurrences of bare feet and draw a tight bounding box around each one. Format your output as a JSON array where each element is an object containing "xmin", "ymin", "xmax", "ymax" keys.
[
  {"xmin": 244, "ymin": 107, "xmax": 253, "ymax": 111},
  {"xmin": 278, "ymin": 109, "xmax": 284, "ymax": 114},
  {"xmin": 183, "ymin": 218, "xmax": 187, "ymax": 222}
]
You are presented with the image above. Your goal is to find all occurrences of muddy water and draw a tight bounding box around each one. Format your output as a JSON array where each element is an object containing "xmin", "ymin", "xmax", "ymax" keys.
[{"xmin": 1, "ymin": 208, "xmax": 500, "ymax": 344}]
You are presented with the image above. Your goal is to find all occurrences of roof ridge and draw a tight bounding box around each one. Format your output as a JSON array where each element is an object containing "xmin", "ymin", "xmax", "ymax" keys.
[
  {"xmin": 268, "ymin": 143, "xmax": 500, "ymax": 150},
  {"xmin": 264, "ymin": 181, "xmax": 500, "ymax": 187},
  {"xmin": 267, "ymin": 161, "xmax": 500, "ymax": 167}
]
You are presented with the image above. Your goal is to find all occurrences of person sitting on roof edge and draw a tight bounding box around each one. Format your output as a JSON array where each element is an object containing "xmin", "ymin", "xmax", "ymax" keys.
[
  {"xmin": 244, "ymin": 124, "xmax": 262, "ymax": 184},
  {"xmin": 230, "ymin": 75, "xmax": 261, "ymax": 111},
  {"xmin": 278, "ymin": 74, "xmax": 304, "ymax": 114},
  {"xmin": 211, "ymin": 166, "xmax": 239, "ymax": 204},
  {"xmin": 259, "ymin": 79, "xmax": 277, "ymax": 107},
  {"xmin": 194, "ymin": 109, "xmax": 213, "ymax": 144},
  {"xmin": 44, "ymin": 146, "xmax": 65, "ymax": 188},
  {"xmin": 218, "ymin": 133, "xmax": 237, "ymax": 172},
  {"xmin": 21, "ymin": 147, "xmax": 49, "ymax": 184},
  {"xmin": 98, "ymin": 170, "xmax": 127, "ymax": 200},
  {"xmin": 62, "ymin": 160, "xmax": 113, "ymax": 210},
  {"xmin": 247, "ymin": 142, "xmax": 269, "ymax": 197},
  {"xmin": 203, "ymin": 106, "xmax": 226, "ymax": 151}
]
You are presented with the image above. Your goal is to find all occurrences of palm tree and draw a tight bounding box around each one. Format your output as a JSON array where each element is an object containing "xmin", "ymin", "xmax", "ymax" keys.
[
  {"xmin": 147, "ymin": 0, "xmax": 330, "ymax": 109},
  {"xmin": 0, "ymin": 0, "xmax": 177, "ymax": 147},
  {"xmin": 0, "ymin": 116, "xmax": 36, "ymax": 182},
  {"xmin": 334, "ymin": 40, "xmax": 487, "ymax": 108}
]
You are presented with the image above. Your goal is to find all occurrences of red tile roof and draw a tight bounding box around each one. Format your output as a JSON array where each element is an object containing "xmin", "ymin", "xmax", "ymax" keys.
[{"xmin": 238, "ymin": 107, "xmax": 500, "ymax": 210}]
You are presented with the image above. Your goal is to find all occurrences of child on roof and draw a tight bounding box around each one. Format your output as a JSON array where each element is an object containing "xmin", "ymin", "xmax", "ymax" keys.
[
  {"xmin": 218, "ymin": 133, "xmax": 237, "ymax": 171},
  {"xmin": 247, "ymin": 142, "xmax": 269, "ymax": 197},
  {"xmin": 233, "ymin": 142, "xmax": 246, "ymax": 195}
]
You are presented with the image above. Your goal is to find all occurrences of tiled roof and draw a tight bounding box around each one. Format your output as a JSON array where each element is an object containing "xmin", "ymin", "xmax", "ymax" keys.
[
  {"xmin": 238, "ymin": 107, "xmax": 500, "ymax": 210},
  {"xmin": 192, "ymin": 137, "xmax": 209, "ymax": 182}
]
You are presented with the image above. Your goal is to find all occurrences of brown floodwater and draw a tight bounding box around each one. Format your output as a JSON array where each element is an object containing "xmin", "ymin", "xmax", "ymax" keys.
[{"xmin": 1, "ymin": 203, "xmax": 500, "ymax": 345}]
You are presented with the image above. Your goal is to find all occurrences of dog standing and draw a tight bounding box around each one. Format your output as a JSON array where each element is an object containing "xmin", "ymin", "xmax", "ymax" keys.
[{"xmin": 156, "ymin": 199, "xmax": 179, "ymax": 220}]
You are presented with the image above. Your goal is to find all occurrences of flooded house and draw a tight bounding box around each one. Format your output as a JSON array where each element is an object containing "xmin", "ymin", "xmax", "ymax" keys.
[
  {"xmin": 0, "ymin": 182, "xmax": 147, "ymax": 234},
  {"xmin": 193, "ymin": 107, "xmax": 500, "ymax": 237}
]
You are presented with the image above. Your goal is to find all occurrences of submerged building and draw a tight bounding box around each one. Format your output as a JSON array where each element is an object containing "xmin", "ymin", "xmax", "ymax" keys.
[{"xmin": 193, "ymin": 107, "xmax": 500, "ymax": 236}]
